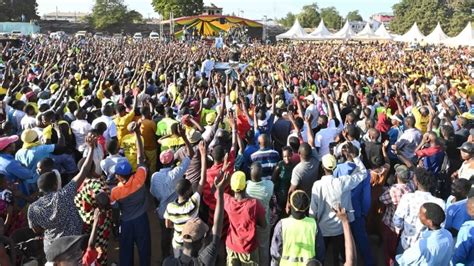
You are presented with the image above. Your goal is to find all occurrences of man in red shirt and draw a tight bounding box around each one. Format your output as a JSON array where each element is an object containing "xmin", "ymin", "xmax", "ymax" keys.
[
  {"xmin": 224, "ymin": 170, "xmax": 266, "ymax": 265},
  {"xmin": 202, "ymin": 145, "xmax": 235, "ymax": 227}
]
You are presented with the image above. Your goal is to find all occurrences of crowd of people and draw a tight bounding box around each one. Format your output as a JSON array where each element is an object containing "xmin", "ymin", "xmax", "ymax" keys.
[{"xmin": 0, "ymin": 34, "xmax": 472, "ymax": 266}]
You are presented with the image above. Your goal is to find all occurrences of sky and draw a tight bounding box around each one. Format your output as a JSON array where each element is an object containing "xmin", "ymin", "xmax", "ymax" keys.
[{"xmin": 36, "ymin": 0, "xmax": 399, "ymax": 20}]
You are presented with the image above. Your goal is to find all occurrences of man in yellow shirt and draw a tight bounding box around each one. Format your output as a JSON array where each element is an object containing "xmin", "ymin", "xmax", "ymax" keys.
[
  {"xmin": 115, "ymin": 95, "xmax": 137, "ymax": 145},
  {"xmin": 412, "ymin": 106, "xmax": 430, "ymax": 134},
  {"xmin": 121, "ymin": 122, "xmax": 144, "ymax": 172}
]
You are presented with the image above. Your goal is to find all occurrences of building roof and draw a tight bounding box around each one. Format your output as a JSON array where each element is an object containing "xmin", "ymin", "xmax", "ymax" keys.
[
  {"xmin": 204, "ymin": 3, "xmax": 221, "ymax": 9},
  {"xmin": 43, "ymin": 11, "xmax": 89, "ymax": 17},
  {"xmin": 371, "ymin": 12, "xmax": 394, "ymax": 17}
]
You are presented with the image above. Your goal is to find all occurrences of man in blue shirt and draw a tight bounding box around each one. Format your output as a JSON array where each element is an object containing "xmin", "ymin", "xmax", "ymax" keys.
[
  {"xmin": 334, "ymin": 143, "xmax": 374, "ymax": 266},
  {"xmin": 396, "ymin": 202, "xmax": 454, "ymax": 266},
  {"xmin": 0, "ymin": 135, "xmax": 34, "ymax": 196},
  {"xmin": 445, "ymin": 179, "xmax": 471, "ymax": 237},
  {"xmin": 452, "ymin": 197, "xmax": 474, "ymax": 265}
]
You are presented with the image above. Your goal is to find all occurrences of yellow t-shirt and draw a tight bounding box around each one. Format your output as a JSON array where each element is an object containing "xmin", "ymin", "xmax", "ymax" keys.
[
  {"xmin": 115, "ymin": 111, "xmax": 135, "ymax": 144},
  {"xmin": 156, "ymin": 118, "xmax": 177, "ymax": 137},
  {"xmin": 159, "ymin": 135, "xmax": 184, "ymax": 152},
  {"xmin": 412, "ymin": 107, "xmax": 429, "ymax": 134},
  {"xmin": 120, "ymin": 133, "xmax": 143, "ymax": 172}
]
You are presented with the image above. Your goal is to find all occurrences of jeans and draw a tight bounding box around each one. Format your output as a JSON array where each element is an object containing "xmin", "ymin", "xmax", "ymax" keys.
[
  {"xmin": 119, "ymin": 212, "xmax": 151, "ymax": 266},
  {"xmin": 324, "ymin": 234, "xmax": 345, "ymax": 265},
  {"xmin": 350, "ymin": 216, "xmax": 375, "ymax": 266}
]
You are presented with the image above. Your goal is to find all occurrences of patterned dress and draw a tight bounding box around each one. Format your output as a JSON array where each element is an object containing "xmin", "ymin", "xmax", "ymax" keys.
[{"xmin": 74, "ymin": 177, "xmax": 112, "ymax": 266}]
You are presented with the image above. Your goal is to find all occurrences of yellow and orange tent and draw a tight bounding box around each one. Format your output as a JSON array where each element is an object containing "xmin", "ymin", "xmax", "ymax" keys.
[{"xmin": 171, "ymin": 15, "xmax": 262, "ymax": 37}]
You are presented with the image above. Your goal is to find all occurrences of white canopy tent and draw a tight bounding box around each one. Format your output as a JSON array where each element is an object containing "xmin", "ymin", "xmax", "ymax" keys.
[
  {"xmin": 353, "ymin": 22, "xmax": 377, "ymax": 40},
  {"xmin": 305, "ymin": 19, "xmax": 333, "ymax": 40},
  {"xmin": 332, "ymin": 20, "xmax": 355, "ymax": 40},
  {"xmin": 396, "ymin": 22, "xmax": 425, "ymax": 42},
  {"xmin": 443, "ymin": 22, "xmax": 474, "ymax": 47},
  {"xmin": 424, "ymin": 22, "xmax": 448, "ymax": 44},
  {"xmin": 276, "ymin": 19, "xmax": 308, "ymax": 40},
  {"xmin": 373, "ymin": 23, "xmax": 394, "ymax": 40}
]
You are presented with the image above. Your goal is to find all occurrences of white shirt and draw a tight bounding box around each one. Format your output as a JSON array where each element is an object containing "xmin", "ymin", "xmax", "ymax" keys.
[
  {"xmin": 70, "ymin": 119, "xmax": 92, "ymax": 152},
  {"xmin": 92, "ymin": 115, "xmax": 117, "ymax": 142},
  {"xmin": 393, "ymin": 190, "xmax": 445, "ymax": 249},
  {"xmin": 314, "ymin": 120, "xmax": 341, "ymax": 159},
  {"xmin": 20, "ymin": 115, "xmax": 36, "ymax": 131},
  {"xmin": 309, "ymin": 157, "xmax": 367, "ymax": 237},
  {"xmin": 305, "ymin": 103, "xmax": 319, "ymax": 129},
  {"xmin": 200, "ymin": 59, "xmax": 215, "ymax": 78}
]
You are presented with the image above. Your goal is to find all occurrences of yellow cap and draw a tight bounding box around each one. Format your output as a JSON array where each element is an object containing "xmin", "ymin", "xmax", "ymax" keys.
[
  {"xmin": 159, "ymin": 74, "xmax": 165, "ymax": 81},
  {"xmin": 231, "ymin": 171, "xmax": 246, "ymax": 192},
  {"xmin": 21, "ymin": 129, "xmax": 38, "ymax": 144},
  {"xmin": 50, "ymin": 83, "xmax": 60, "ymax": 94},
  {"xmin": 74, "ymin": 73, "xmax": 81, "ymax": 81},
  {"xmin": 206, "ymin": 112, "xmax": 217, "ymax": 125},
  {"xmin": 229, "ymin": 90, "xmax": 237, "ymax": 103},
  {"xmin": 322, "ymin": 154, "xmax": 337, "ymax": 170}
]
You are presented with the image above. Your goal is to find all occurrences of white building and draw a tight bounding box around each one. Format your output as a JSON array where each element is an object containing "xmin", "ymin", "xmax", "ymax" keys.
[{"xmin": 42, "ymin": 11, "xmax": 89, "ymax": 23}]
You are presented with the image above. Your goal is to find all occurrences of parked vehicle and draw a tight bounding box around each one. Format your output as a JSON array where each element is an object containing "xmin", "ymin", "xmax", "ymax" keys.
[{"xmin": 149, "ymin": 32, "xmax": 160, "ymax": 40}]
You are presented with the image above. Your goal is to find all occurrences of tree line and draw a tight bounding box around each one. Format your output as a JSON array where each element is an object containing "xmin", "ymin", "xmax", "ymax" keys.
[
  {"xmin": 278, "ymin": 0, "xmax": 474, "ymax": 36},
  {"xmin": 0, "ymin": 0, "xmax": 472, "ymax": 36}
]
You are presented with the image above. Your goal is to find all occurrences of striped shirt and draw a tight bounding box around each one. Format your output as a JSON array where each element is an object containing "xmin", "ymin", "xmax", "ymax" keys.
[
  {"xmin": 164, "ymin": 192, "xmax": 201, "ymax": 248},
  {"xmin": 250, "ymin": 148, "xmax": 280, "ymax": 180}
]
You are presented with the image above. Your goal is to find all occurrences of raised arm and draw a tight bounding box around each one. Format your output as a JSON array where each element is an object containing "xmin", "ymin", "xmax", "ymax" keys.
[
  {"xmin": 335, "ymin": 205, "xmax": 356, "ymax": 266},
  {"xmin": 196, "ymin": 141, "xmax": 207, "ymax": 195},
  {"xmin": 72, "ymin": 134, "xmax": 96, "ymax": 186}
]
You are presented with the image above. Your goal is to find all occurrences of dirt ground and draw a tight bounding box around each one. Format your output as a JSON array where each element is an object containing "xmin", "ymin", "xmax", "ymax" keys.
[{"xmin": 107, "ymin": 197, "xmax": 385, "ymax": 266}]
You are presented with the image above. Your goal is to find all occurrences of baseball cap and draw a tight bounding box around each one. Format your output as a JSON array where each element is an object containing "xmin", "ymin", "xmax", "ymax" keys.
[
  {"xmin": 115, "ymin": 160, "xmax": 132, "ymax": 176},
  {"xmin": 181, "ymin": 218, "xmax": 209, "ymax": 243},
  {"xmin": 394, "ymin": 164, "xmax": 410, "ymax": 181},
  {"xmin": 205, "ymin": 112, "xmax": 217, "ymax": 125},
  {"xmin": 0, "ymin": 135, "xmax": 18, "ymax": 151},
  {"xmin": 305, "ymin": 94, "xmax": 314, "ymax": 102},
  {"xmin": 322, "ymin": 154, "xmax": 337, "ymax": 170},
  {"xmin": 187, "ymin": 130, "xmax": 202, "ymax": 144},
  {"xmin": 230, "ymin": 171, "xmax": 246, "ymax": 192},
  {"xmin": 160, "ymin": 149, "xmax": 174, "ymax": 165},
  {"xmin": 390, "ymin": 114, "xmax": 403, "ymax": 123},
  {"xmin": 458, "ymin": 142, "xmax": 474, "ymax": 154},
  {"xmin": 21, "ymin": 129, "xmax": 38, "ymax": 144}
]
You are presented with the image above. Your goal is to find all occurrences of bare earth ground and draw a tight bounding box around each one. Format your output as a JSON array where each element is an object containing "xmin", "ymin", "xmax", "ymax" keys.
[{"xmin": 107, "ymin": 196, "xmax": 385, "ymax": 266}]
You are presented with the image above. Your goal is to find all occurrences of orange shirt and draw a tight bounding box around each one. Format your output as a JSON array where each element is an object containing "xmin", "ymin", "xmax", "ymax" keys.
[
  {"xmin": 139, "ymin": 118, "xmax": 157, "ymax": 151},
  {"xmin": 110, "ymin": 167, "xmax": 147, "ymax": 203}
]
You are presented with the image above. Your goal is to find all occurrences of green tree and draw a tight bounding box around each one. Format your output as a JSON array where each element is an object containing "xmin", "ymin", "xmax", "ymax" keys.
[
  {"xmin": 346, "ymin": 10, "xmax": 363, "ymax": 22},
  {"xmin": 320, "ymin": 7, "xmax": 343, "ymax": 30},
  {"xmin": 90, "ymin": 0, "xmax": 129, "ymax": 30},
  {"xmin": 448, "ymin": 0, "xmax": 474, "ymax": 36},
  {"xmin": 298, "ymin": 3, "xmax": 321, "ymax": 28},
  {"xmin": 390, "ymin": 0, "xmax": 450, "ymax": 35},
  {"xmin": 127, "ymin": 10, "xmax": 144, "ymax": 23},
  {"xmin": 151, "ymin": 0, "xmax": 204, "ymax": 19},
  {"xmin": 0, "ymin": 0, "xmax": 39, "ymax": 21},
  {"xmin": 278, "ymin": 12, "xmax": 296, "ymax": 28}
]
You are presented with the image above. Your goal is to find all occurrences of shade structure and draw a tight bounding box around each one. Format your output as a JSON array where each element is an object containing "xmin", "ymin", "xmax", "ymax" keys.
[
  {"xmin": 171, "ymin": 15, "xmax": 262, "ymax": 37},
  {"xmin": 353, "ymin": 22, "xmax": 377, "ymax": 40},
  {"xmin": 276, "ymin": 19, "xmax": 308, "ymax": 40},
  {"xmin": 424, "ymin": 22, "xmax": 448, "ymax": 44},
  {"xmin": 374, "ymin": 23, "xmax": 394, "ymax": 40},
  {"xmin": 332, "ymin": 20, "xmax": 355, "ymax": 40},
  {"xmin": 396, "ymin": 22, "xmax": 425, "ymax": 42},
  {"xmin": 443, "ymin": 22, "xmax": 474, "ymax": 47},
  {"xmin": 305, "ymin": 19, "xmax": 333, "ymax": 40}
]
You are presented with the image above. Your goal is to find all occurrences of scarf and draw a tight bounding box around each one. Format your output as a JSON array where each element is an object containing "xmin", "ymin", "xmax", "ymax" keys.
[{"xmin": 22, "ymin": 141, "xmax": 41, "ymax": 149}]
